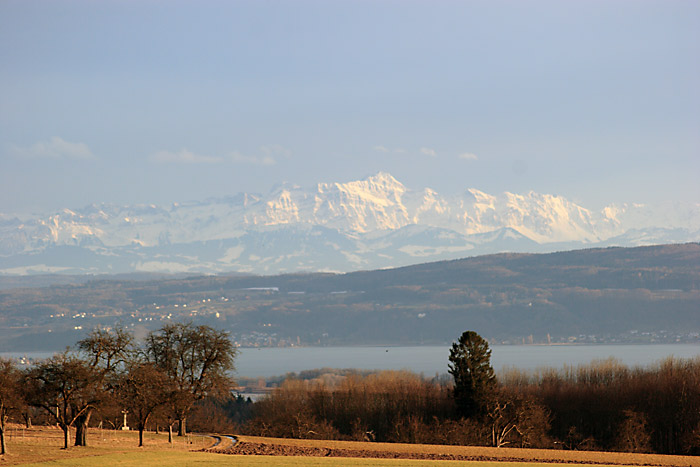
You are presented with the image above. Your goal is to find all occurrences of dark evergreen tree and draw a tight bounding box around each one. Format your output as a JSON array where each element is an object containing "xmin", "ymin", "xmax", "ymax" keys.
[{"xmin": 448, "ymin": 330, "xmax": 496, "ymax": 418}]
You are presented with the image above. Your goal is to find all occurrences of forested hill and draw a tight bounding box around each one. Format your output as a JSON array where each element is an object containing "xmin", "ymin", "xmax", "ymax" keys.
[
  {"xmin": 315, "ymin": 242, "xmax": 700, "ymax": 292},
  {"xmin": 1, "ymin": 243, "xmax": 699, "ymax": 351}
]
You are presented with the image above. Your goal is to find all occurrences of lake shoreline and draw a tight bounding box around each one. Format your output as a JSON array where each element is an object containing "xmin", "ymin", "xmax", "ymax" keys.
[{"xmin": 4, "ymin": 343, "xmax": 699, "ymax": 379}]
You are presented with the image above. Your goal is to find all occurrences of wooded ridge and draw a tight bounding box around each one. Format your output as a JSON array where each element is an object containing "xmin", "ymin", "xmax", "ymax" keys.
[{"xmin": 1, "ymin": 243, "xmax": 698, "ymax": 350}]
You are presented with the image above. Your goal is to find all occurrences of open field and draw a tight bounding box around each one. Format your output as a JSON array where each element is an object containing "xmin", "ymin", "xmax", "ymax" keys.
[
  {"xmin": 3, "ymin": 425, "xmax": 700, "ymax": 466},
  {"xmin": 0, "ymin": 424, "xmax": 209, "ymax": 466},
  {"xmin": 215, "ymin": 436, "xmax": 700, "ymax": 466}
]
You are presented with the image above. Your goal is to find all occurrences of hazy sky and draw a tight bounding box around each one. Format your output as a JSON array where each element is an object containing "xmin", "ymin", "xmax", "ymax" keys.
[{"xmin": 1, "ymin": 0, "xmax": 698, "ymax": 216}]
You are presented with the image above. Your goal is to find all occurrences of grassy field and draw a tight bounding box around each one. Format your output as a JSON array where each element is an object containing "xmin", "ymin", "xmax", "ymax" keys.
[
  {"xmin": 0, "ymin": 424, "xmax": 208, "ymax": 466},
  {"xmin": 2, "ymin": 425, "xmax": 700, "ymax": 466},
  {"xmin": 14, "ymin": 452, "xmax": 585, "ymax": 467},
  {"xmin": 20, "ymin": 455, "xmax": 640, "ymax": 467}
]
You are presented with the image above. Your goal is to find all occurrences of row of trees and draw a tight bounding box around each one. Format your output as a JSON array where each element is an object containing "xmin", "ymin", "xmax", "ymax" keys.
[
  {"xmin": 3, "ymin": 327, "xmax": 700, "ymax": 455},
  {"xmin": 242, "ymin": 330, "xmax": 700, "ymax": 455},
  {"xmin": 0, "ymin": 322, "xmax": 236, "ymax": 453},
  {"xmin": 244, "ymin": 331, "xmax": 549, "ymax": 448},
  {"xmin": 507, "ymin": 357, "xmax": 700, "ymax": 454}
]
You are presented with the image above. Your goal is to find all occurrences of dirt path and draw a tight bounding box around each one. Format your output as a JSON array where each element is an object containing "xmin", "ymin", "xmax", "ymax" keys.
[{"xmin": 203, "ymin": 434, "xmax": 237, "ymax": 452}]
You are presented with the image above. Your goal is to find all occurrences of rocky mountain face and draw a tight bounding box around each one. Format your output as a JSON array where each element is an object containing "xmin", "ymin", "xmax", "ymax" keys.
[{"xmin": 1, "ymin": 172, "xmax": 699, "ymax": 275}]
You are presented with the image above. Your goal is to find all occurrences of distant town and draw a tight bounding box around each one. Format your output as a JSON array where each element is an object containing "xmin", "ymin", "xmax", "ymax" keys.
[{"xmin": 1, "ymin": 244, "xmax": 699, "ymax": 353}]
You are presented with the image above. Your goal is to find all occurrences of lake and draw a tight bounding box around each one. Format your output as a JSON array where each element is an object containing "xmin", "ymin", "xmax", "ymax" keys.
[
  {"xmin": 235, "ymin": 344, "xmax": 700, "ymax": 378},
  {"xmin": 4, "ymin": 344, "xmax": 699, "ymax": 378}
]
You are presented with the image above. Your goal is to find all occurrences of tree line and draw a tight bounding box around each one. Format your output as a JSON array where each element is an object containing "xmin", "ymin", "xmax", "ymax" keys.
[
  {"xmin": 2, "ymin": 327, "xmax": 700, "ymax": 456},
  {"xmin": 0, "ymin": 322, "xmax": 236, "ymax": 453},
  {"xmin": 241, "ymin": 331, "xmax": 700, "ymax": 455}
]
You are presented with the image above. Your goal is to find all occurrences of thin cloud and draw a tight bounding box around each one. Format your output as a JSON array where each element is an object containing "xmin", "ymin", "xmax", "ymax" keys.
[
  {"xmin": 229, "ymin": 151, "xmax": 276, "ymax": 166},
  {"xmin": 9, "ymin": 137, "xmax": 94, "ymax": 160},
  {"xmin": 373, "ymin": 145, "xmax": 406, "ymax": 154},
  {"xmin": 459, "ymin": 152, "xmax": 478, "ymax": 161},
  {"xmin": 150, "ymin": 149, "xmax": 223, "ymax": 164},
  {"xmin": 150, "ymin": 146, "xmax": 285, "ymax": 166},
  {"xmin": 420, "ymin": 147, "xmax": 437, "ymax": 157},
  {"xmin": 260, "ymin": 144, "xmax": 291, "ymax": 159}
]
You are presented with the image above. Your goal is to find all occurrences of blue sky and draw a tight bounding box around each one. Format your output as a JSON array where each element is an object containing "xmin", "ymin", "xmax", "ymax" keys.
[{"xmin": 1, "ymin": 0, "xmax": 698, "ymax": 215}]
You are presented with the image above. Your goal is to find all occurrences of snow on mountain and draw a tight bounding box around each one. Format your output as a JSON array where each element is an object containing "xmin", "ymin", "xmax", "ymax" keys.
[
  {"xmin": 312, "ymin": 172, "xmax": 409, "ymax": 231},
  {"xmin": 498, "ymin": 191, "xmax": 600, "ymax": 243},
  {"xmin": 1, "ymin": 172, "xmax": 698, "ymax": 275}
]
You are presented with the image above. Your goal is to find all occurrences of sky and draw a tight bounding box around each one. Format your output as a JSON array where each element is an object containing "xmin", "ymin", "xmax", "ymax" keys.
[{"xmin": 1, "ymin": 0, "xmax": 699, "ymax": 216}]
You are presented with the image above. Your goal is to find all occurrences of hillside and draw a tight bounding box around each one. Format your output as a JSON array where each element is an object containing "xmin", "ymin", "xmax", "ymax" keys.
[{"xmin": 0, "ymin": 243, "xmax": 698, "ymax": 351}]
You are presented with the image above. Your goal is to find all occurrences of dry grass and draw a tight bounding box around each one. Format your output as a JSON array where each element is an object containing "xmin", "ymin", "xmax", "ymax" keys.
[
  {"xmin": 8, "ymin": 451, "xmax": 610, "ymax": 467},
  {"xmin": 0, "ymin": 423, "xmax": 210, "ymax": 465},
  {"xmin": 3, "ymin": 425, "xmax": 700, "ymax": 467}
]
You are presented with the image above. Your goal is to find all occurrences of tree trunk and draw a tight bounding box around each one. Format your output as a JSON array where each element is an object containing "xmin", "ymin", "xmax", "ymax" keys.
[
  {"xmin": 74, "ymin": 410, "xmax": 92, "ymax": 446},
  {"xmin": 178, "ymin": 417, "xmax": 186, "ymax": 436},
  {"xmin": 61, "ymin": 424, "xmax": 69, "ymax": 449},
  {"xmin": 75, "ymin": 423, "xmax": 86, "ymax": 447},
  {"xmin": 23, "ymin": 413, "xmax": 32, "ymax": 429},
  {"xmin": 138, "ymin": 414, "xmax": 150, "ymax": 447},
  {"xmin": 168, "ymin": 423, "xmax": 173, "ymax": 444},
  {"xmin": 0, "ymin": 423, "xmax": 6, "ymax": 455}
]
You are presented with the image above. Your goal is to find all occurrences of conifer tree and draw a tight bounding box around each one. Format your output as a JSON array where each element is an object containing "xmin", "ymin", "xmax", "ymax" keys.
[{"xmin": 448, "ymin": 330, "xmax": 496, "ymax": 418}]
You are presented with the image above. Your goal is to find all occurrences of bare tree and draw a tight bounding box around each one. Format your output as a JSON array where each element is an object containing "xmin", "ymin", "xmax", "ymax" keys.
[
  {"xmin": 78, "ymin": 327, "xmax": 133, "ymax": 372},
  {"xmin": 145, "ymin": 323, "xmax": 237, "ymax": 436},
  {"xmin": 513, "ymin": 396, "xmax": 552, "ymax": 448},
  {"xmin": 115, "ymin": 360, "xmax": 171, "ymax": 446},
  {"xmin": 72, "ymin": 327, "xmax": 133, "ymax": 446},
  {"xmin": 615, "ymin": 410, "xmax": 652, "ymax": 453},
  {"xmin": 484, "ymin": 391, "xmax": 518, "ymax": 448},
  {"xmin": 0, "ymin": 358, "xmax": 23, "ymax": 455},
  {"xmin": 25, "ymin": 353, "xmax": 100, "ymax": 449}
]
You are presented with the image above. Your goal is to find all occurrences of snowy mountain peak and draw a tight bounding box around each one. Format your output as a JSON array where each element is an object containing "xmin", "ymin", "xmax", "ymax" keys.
[
  {"xmin": 318, "ymin": 172, "xmax": 405, "ymax": 198},
  {"xmin": 364, "ymin": 171, "xmax": 403, "ymax": 187},
  {"xmin": 465, "ymin": 188, "xmax": 495, "ymax": 204},
  {"xmin": 1, "ymin": 172, "xmax": 698, "ymax": 275}
]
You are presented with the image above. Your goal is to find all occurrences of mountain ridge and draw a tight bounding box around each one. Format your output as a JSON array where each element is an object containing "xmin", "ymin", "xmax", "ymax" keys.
[
  {"xmin": 1, "ymin": 172, "xmax": 699, "ymax": 275},
  {"xmin": 1, "ymin": 243, "xmax": 698, "ymax": 350}
]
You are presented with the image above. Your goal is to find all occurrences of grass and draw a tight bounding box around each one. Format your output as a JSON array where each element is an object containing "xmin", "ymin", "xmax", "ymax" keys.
[
  {"xmin": 15, "ymin": 451, "xmax": 585, "ymax": 467},
  {"xmin": 2, "ymin": 425, "xmax": 700, "ymax": 467},
  {"xmin": 0, "ymin": 427, "xmax": 559, "ymax": 467},
  {"xmin": 0, "ymin": 424, "xmax": 208, "ymax": 466}
]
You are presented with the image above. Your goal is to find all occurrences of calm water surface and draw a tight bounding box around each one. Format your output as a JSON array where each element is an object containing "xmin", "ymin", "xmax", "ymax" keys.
[
  {"xmin": 235, "ymin": 344, "xmax": 700, "ymax": 378},
  {"xmin": 4, "ymin": 344, "xmax": 699, "ymax": 378}
]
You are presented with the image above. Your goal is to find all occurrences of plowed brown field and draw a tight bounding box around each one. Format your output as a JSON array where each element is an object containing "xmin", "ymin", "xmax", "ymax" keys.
[{"xmin": 206, "ymin": 435, "xmax": 700, "ymax": 467}]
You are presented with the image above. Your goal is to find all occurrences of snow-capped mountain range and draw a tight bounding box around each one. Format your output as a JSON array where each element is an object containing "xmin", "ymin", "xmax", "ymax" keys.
[{"xmin": 1, "ymin": 172, "xmax": 699, "ymax": 275}]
